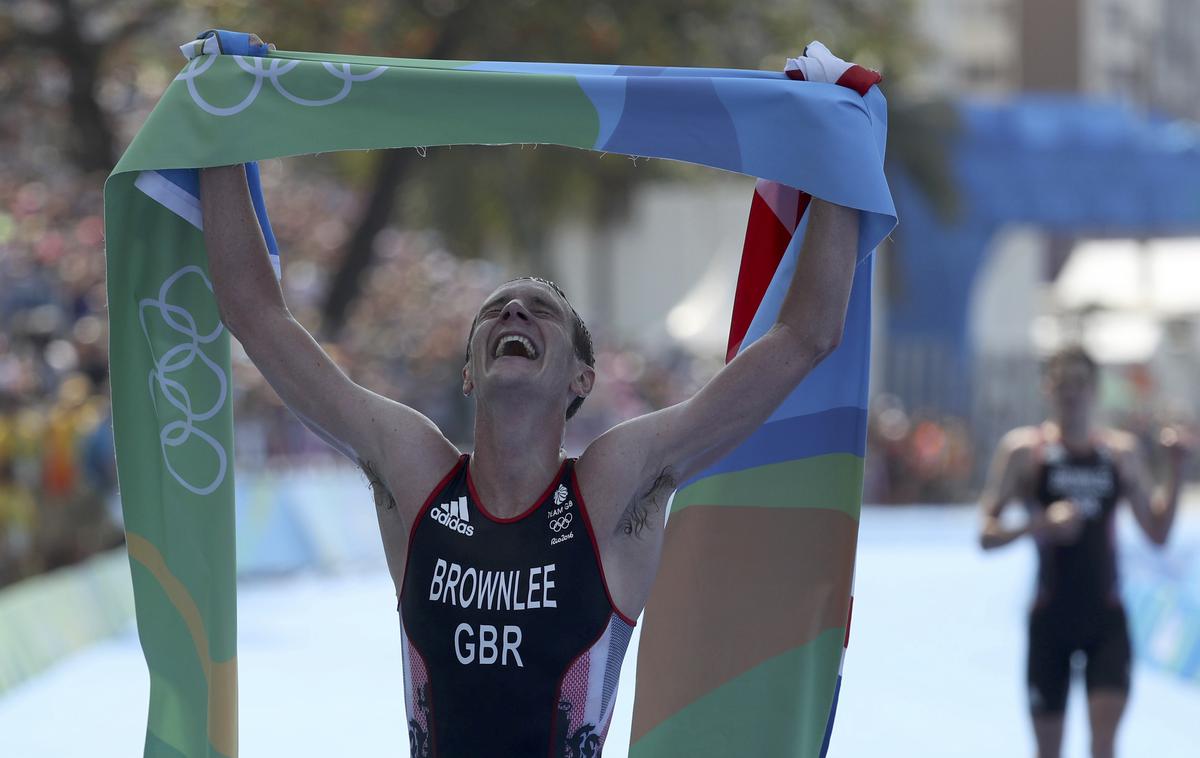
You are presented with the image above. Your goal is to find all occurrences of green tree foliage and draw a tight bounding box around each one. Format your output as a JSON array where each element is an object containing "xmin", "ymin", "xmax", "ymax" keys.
[
  {"xmin": 0, "ymin": 0, "xmax": 176, "ymax": 172},
  {"xmin": 192, "ymin": 0, "xmax": 802, "ymax": 331},
  {"xmin": 3, "ymin": 0, "xmax": 951, "ymax": 331}
]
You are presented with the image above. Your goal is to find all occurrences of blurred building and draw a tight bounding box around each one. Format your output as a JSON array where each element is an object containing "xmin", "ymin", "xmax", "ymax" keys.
[
  {"xmin": 552, "ymin": 179, "xmax": 748, "ymax": 352},
  {"xmin": 912, "ymin": 0, "xmax": 1200, "ymax": 121},
  {"xmin": 910, "ymin": 0, "xmax": 1019, "ymax": 96},
  {"xmin": 883, "ymin": 0, "xmax": 1200, "ymax": 491}
]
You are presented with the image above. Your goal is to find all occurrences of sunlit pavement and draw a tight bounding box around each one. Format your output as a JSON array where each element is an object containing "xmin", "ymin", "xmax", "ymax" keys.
[
  {"xmin": 835, "ymin": 506, "xmax": 1197, "ymax": 757},
  {"xmin": 1, "ymin": 506, "xmax": 1196, "ymax": 757}
]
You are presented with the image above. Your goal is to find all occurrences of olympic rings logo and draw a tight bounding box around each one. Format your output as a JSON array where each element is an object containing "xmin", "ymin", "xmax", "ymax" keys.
[
  {"xmin": 550, "ymin": 513, "xmax": 573, "ymax": 533},
  {"xmin": 175, "ymin": 55, "xmax": 387, "ymax": 117},
  {"xmin": 138, "ymin": 266, "xmax": 228, "ymax": 496}
]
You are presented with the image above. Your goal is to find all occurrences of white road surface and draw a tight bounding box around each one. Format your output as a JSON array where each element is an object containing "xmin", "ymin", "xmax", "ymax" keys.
[{"xmin": 2, "ymin": 506, "xmax": 1196, "ymax": 757}]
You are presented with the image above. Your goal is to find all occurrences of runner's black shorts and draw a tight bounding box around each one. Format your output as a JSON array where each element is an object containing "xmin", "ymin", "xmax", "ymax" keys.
[{"xmin": 1027, "ymin": 604, "xmax": 1131, "ymax": 715}]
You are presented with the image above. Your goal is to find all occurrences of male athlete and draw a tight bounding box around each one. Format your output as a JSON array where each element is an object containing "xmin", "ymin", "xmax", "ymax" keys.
[
  {"xmin": 199, "ymin": 42, "xmax": 872, "ymax": 757},
  {"xmin": 979, "ymin": 346, "xmax": 1189, "ymax": 758}
]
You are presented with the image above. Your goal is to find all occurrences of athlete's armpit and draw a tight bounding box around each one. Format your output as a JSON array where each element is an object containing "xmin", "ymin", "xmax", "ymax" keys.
[
  {"xmin": 617, "ymin": 469, "xmax": 675, "ymax": 538},
  {"xmin": 362, "ymin": 459, "xmax": 397, "ymax": 510}
]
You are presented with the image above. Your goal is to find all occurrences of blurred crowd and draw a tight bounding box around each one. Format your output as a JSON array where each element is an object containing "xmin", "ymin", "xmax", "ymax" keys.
[
  {"xmin": 4, "ymin": 159, "xmax": 1191, "ymax": 590},
  {"xmin": 864, "ymin": 372, "xmax": 1193, "ymax": 505},
  {"xmin": 0, "ymin": 169, "xmax": 121, "ymax": 587},
  {"xmin": 865, "ymin": 394, "xmax": 976, "ymax": 504}
]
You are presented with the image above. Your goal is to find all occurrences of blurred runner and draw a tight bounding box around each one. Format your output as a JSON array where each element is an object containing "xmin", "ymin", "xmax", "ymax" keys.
[{"xmin": 979, "ymin": 346, "xmax": 1190, "ymax": 758}]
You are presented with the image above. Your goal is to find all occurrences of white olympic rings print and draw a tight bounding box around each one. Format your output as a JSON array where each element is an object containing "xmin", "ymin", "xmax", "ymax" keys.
[
  {"xmin": 138, "ymin": 266, "xmax": 228, "ymax": 496},
  {"xmin": 175, "ymin": 54, "xmax": 386, "ymax": 116},
  {"xmin": 550, "ymin": 513, "xmax": 574, "ymax": 533}
]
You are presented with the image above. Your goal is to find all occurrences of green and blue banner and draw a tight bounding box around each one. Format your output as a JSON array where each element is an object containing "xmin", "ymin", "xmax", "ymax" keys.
[{"xmin": 105, "ymin": 30, "xmax": 894, "ymax": 757}]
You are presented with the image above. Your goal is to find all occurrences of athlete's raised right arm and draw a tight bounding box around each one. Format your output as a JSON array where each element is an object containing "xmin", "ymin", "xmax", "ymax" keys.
[
  {"xmin": 199, "ymin": 165, "xmax": 458, "ymax": 496},
  {"xmin": 979, "ymin": 430, "xmax": 1040, "ymax": 550}
]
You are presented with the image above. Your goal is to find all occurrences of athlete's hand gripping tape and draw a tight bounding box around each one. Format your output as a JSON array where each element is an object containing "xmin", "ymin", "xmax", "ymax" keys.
[
  {"xmin": 784, "ymin": 40, "xmax": 882, "ymax": 96},
  {"xmin": 180, "ymin": 29, "xmax": 274, "ymax": 60}
]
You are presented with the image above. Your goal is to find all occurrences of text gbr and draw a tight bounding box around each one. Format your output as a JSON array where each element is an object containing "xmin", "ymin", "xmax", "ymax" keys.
[{"xmin": 428, "ymin": 558, "xmax": 558, "ymax": 668}]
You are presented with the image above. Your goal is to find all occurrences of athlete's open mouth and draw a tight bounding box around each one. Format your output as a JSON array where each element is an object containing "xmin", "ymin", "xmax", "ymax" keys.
[{"xmin": 493, "ymin": 333, "xmax": 539, "ymax": 360}]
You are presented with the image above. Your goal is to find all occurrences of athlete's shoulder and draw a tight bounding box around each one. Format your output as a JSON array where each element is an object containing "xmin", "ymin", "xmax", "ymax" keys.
[
  {"xmin": 1097, "ymin": 428, "xmax": 1140, "ymax": 458},
  {"xmin": 575, "ymin": 423, "xmax": 652, "ymax": 496},
  {"xmin": 999, "ymin": 426, "xmax": 1043, "ymax": 457}
]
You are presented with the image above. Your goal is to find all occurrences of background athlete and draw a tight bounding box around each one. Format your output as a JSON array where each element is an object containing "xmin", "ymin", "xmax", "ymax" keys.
[
  {"xmin": 978, "ymin": 346, "xmax": 1190, "ymax": 758},
  {"xmin": 196, "ymin": 42, "xmax": 871, "ymax": 758}
]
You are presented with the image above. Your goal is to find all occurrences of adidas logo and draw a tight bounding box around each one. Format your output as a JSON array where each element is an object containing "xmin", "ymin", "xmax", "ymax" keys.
[{"xmin": 431, "ymin": 496, "xmax": 475, "ymax": 536}]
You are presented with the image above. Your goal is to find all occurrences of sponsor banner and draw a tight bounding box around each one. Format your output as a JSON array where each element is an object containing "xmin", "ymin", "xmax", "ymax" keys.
[{"xmin": 0, "ymin": 550, "xmax": 134, "ymax": 694}]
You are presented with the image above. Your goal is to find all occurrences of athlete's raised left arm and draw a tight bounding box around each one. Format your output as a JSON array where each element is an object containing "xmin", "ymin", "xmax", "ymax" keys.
[
  {"xmin": 1111, "ymin": 428, "xmax": 1190, "ymax": 546},
  {"xmin": 579, "ymin": 42, "xmax": 873, "ymax": 538},
  {"xmin": 581, "ymin": 197, "xmax": 860, "ymax": 517}
]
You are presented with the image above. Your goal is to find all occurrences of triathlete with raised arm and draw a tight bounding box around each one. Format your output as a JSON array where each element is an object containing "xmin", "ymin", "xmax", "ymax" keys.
[{"xmin": 200, "ymin": 42, "xmax": 872, "ymax": 758}]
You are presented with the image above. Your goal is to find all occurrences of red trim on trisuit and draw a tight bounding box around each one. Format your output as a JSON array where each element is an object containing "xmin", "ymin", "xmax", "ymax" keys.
[
  {"xmin": 468, "ymin": 455, "xmax": 568, "ymax": 523},
  {"xmin": 398, "ymin": 453, "xmax": 469, "ymax": 600},
  {"xmin": 571, "ymin": 464, "xmax": 639, "ymax": 627},
  {"xmin": 398, "ymin": 611, "xmax": 441, "ymax": 758},
  {"xmin": 545, "ymin": 609, "xmax": 614, "ymax": 758}
]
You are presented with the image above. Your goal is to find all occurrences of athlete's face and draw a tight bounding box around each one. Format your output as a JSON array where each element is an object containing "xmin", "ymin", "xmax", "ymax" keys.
[
  {"xmin": 463, "ymin": 280, "xmax": 593, "ymax": 413},
  {"xmin": 1046, "ymin": 358, "xmax": 1096, "ymax": 416}
]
